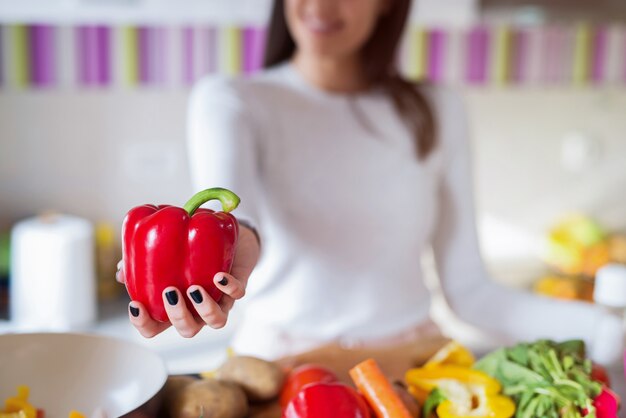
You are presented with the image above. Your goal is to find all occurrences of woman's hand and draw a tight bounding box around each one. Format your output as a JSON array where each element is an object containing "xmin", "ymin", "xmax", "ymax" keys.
[{"xmin": 116, "ymin": 224, "xmax": 260, "ymax": 338}]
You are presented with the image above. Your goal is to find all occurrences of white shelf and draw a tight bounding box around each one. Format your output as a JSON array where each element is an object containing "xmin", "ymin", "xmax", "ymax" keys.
[
  {"xmin": 0, "ymin": 0, "xmax": 273, "ymax": 25},
  {"xmin": 0, "ymin": 0, "xmax": 478, "ymax": 26}
]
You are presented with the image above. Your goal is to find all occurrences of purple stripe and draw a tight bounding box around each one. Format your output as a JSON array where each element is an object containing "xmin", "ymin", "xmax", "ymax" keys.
[
  {"xmin": 512, "ymin": 29, "xmax": 529, "ymax": 83},
  {"xmin": 30, "ymin": 24, "xmax": 56, "ymax": 87},
  {"xmin": 243, "ymin": 28, "xmax": 265, "ymax": 74},
  {"xmin": 95, "ymin": 26, "xmax": 110, "ymax": 86},
  {"xmin": 182, "ymin": 26, "xmax": 195, "ymax": 85},
  {"xmin": 243, "ymin": 27, "xmax": 267, "ymax": 74},
  {"xmin": 138, "ymin": 26, "xmax": 150, "ymax": 84},
  {"xmin": 427, "ymin": 29, "xmax": 446, "ymax": 83},
  {"xmin": 243, "ymin": 28, "xmax": 255, "ymax": 74},
  {"xmin": 201, "ymin": 26, "xmax": 217, "ymax": 74},
  {"xmin": 466, "ymin": 26, "xmax": 489, "ymax": 84}
]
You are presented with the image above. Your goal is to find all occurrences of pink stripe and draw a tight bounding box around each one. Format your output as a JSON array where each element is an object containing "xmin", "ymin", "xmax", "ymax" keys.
[
  {"xmin": 243, "ymin": 27, "xmax": 266, "ymax": 74},
  {"xmin": 182, "ymin": 26, "xmax": 195, "ymax": 85},
  {"xmin": 76, "ymin": 27, "xmax": 86, "ymax": 85},
  {"xmin": 542, "ymin": 27, "xmax": 563, "ymax": 84},
  {"xmin": 30, "ymin": 24, "xmax": 56, "ymax": 87},
  {"xmin": 512, "ymin": 29, "xmax": 529, "ymax": 83},
  {"xmin": 200, "ymin": 26, "xmax": 217, "ymax": 75},
  {"xmin": 77, "ymin": 26, "xmax": 96, "ymax": 86},
  {"xmin": 153, "ymin": 27, "xmax": 167, "ymax": 84},
  {"xmin": 622, "ymin": 31, "xmax": 626, "ymax": 83},
  {"xmin": 466, "ymin": 26, "xmax": 489, "ymax": 84},
  {"xmin": 0, "ymin": 26, "xmax": 3, "ymax": 87},
  {"xmin": 427, "ymin": 29, "xmax": 446, "ymax": 83},
  {"xmin": 591, "ymin": 27, "xmax": 607, "ymax": 84},
  {"xmin": 95, "ymin": 26, "xmax": 110, "ymax": 86}
]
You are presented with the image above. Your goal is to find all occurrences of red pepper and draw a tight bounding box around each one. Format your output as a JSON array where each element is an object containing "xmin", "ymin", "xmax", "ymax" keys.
[
  {"xmin": 279, "ymin": 364, "xmax": 339, "ymax": 408},
  {"xmin": 282, "ymin": 382, "xmax": 371, "ymax": 418},
  {"xmin": 122, "ymin": 188, "xmax": 240, "ymax": 322},
  {"xmin": 593, "ymin": 388, "xmax": 620, "ymax": 418}
]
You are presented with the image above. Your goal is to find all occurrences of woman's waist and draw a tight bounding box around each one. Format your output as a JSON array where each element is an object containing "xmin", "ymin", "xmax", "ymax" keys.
[{"xmin": 231, "ymin": 301, "xmax": 433, "ymax": 359}]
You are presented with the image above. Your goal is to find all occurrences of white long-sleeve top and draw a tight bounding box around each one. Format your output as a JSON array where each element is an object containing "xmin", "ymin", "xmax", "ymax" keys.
[{"xmin": 187, "ymin": 62, "xmax": 620, "ymax": 359}]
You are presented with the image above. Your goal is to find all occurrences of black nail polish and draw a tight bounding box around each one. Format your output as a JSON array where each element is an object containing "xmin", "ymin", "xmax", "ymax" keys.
[
  {"xmin": 129, "ymin": 305, "xmax": 139, "ymax": 317},
  {"xmin": 218, "ymin": 276, "xmax": 228, "ymax": 286},
  {"xmin": 190, "ymin": 289, "xmax": 203, "ymax": 304},
  {"xmin": 166, "ymin": 290, "xmax": 179, "ymax": 306}
]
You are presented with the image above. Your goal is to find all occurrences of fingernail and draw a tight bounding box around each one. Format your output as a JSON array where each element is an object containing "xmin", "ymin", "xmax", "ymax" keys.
[
  {"xmin": 190, "ymin": 289, "xmax": 203, "ymax": 304},
  {"xmin": 218, "ymin": 276, "xmax": 228, "ymax": 286},
  {"xmin": 129, "ymin": 305, "xmax": 139, "ymax": 317},
  {"xmin": 165, "ymin": 290, "xmax": 179, "ymax": 306}
]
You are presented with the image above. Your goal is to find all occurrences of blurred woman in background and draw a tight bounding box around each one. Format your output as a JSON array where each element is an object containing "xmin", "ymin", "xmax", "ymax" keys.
[{"xmin": 122, "ymin": 0, "xmax": 620, "ymax": 360}]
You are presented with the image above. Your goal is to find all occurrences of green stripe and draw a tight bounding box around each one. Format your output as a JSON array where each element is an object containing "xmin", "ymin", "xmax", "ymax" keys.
[
  {"xmin": 573, "ymin": 24, "xmax": 591, "ymax": 85},
  {"xmin": 13, "ymin": 24, "xmax": 30, "ymax": 88},
  {"xmin": 123, "ymin": 26, "xmax": 138, "ymax": 85},
  {"xmin": 224, "ymin": 26, "xmax": 241, "ymax": 75},
  {"xmin": 494, "ymin": 27, "xmax": 512, "ymax": 85},
  {"xmin": 406, "ymin": 28, "xmax": 427, "ymax": 81}
]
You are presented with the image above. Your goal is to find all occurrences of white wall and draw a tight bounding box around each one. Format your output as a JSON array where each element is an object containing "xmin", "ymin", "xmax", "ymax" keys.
[{"xmin": 2, "ymin": 87, "xmax": 626, "ymax": 287}]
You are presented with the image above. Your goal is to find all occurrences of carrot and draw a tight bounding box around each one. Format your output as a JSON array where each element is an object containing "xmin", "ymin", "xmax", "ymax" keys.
[{"xmin": 349, "ymin": 358, "xmax": 413, "ymax": 418}]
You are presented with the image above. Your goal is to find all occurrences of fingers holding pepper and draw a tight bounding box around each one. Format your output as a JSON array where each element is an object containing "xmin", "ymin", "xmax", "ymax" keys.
[
  {"xmin": 214, "ymin": 272, "xmax": 246, "ymax": 300},
  {"xmin": 186, "ymin": 285, "xmax": 229, "ymax": 329},
  {"xmin": 128, "ymin": 301, "xmax": 171, "ymax": 338},
  {"xmin": 162, "ymin": 287, "xmax": 204, "ymax": 338}
]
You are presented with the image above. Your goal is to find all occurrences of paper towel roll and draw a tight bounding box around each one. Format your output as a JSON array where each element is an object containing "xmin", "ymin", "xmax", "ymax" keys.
[{"xmin": 10, "ymin": 214, "xmax": 97, "ymax": 331}]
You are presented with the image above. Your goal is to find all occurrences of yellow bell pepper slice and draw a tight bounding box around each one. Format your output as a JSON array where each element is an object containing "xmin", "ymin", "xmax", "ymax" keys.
[
  {"xmin": 405, "ymin": 366, "xmax": 502, "ymax": 395},
  {"xmin": 437, "ymin": 394, "xmax": 515, "ymax": 418},
  {"xmin": 425, "ymin": 341, "xmax": 476, "ymax": 368},
  {"xmin": 405, "ymin": 365, "xmax": 515, "ymax": 418}
]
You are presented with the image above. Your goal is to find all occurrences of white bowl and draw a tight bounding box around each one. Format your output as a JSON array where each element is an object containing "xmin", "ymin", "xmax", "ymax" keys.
[{"xmin": 0, "ymin": 333, "xmax": 167, "ymax": 418}]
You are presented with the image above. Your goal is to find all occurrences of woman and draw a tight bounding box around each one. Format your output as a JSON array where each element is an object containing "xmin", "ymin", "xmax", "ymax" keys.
[{"xmin": 122, "ymin": 0, "xmax": 620, "ymax": 359}]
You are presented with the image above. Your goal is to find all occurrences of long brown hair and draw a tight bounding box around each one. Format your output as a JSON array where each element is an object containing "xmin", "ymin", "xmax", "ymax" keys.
[{"xmin": 263, "ymin": 0, "xmax": 437, "ymax": 159}]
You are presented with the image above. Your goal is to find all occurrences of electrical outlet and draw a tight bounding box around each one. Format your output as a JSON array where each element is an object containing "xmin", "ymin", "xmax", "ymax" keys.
[
  {"xmin": 560, "ymin": 132, "xmax": 603, "ymax": 173},
  {"xmin": 121, "ymin": 140, "xmax": 180, "ymax": 183}
]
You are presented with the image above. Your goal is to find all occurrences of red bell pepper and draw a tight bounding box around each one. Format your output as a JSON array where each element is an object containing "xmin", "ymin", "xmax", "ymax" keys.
[
  {"xmin": 122, "ymin": 188, "xmax": 240, "ymax": 322},
  {"xmin": 583, "ymin": 388, "xmax": 620, "ymax": 418},
  {"xmin": 279, "ymin": 364, "xmax": 339, "ymax": 408},
  {"xmin": 282, "ymin": 382, "xmax": 371, "ymax": 418},
  {"xmin": 593, "ymin": 388, "xmax": 620, "ymax": 418}
]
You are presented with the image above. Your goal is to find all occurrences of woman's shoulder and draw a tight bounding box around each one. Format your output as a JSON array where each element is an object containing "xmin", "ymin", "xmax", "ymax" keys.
[
  {"xmin": 190, "ymin": 64, "xmax": 293, "ymax": 110},
  {"xmin": 419, "ymin": 84, "xmax": 465, "ymax": 119}
]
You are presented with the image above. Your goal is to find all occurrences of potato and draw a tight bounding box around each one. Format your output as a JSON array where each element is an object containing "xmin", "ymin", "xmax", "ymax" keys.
[
  {"xmin": 162, "ymin": 375, "xmax": 198, "ymax": 408},
  {"xmin": 169, "ymin": 379, "xmax": 248, "ymax": 418},
  {"xmin": 215, "ymin": 356, "xmax": 285, "ymax": 402}
]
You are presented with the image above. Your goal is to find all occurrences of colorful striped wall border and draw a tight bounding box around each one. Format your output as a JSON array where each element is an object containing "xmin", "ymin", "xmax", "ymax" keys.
[{"xmin": 1, "ymin": 23, "xmax": 625, "ymax": 89}]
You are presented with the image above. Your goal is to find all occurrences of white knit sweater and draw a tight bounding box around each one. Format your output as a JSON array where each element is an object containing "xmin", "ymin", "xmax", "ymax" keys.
[{"xmin": 187, "ymin": 62, "xmax": 620, "ymax": 359}]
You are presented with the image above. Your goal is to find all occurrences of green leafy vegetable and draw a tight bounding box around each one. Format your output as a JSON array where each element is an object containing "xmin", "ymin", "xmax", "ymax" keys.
[{"xmin": 474, "ymin": 340, "xmax": 602, "ymax": 418}]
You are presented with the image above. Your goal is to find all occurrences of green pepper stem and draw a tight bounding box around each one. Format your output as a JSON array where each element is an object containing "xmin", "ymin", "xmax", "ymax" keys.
[{"xmin": 183, "ymin": 188, "xmax": 241, "ymax": 215}]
